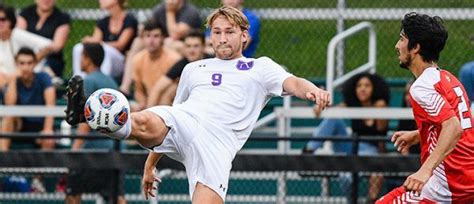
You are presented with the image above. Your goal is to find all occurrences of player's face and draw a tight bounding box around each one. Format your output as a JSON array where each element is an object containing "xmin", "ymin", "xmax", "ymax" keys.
[
  {"xmin": 356, "ymin": 77, "xmax": 373, "ymax": 103},
  {"xmin": 16, "ymin": 55, "xmax": 36, "ymax": 79},
  {"xmin": 184, "ymin": 37, "xmax": 204, "ymax": 62},
  {"xmin": 210, "ymin": 15, "xmax": 248, "ymax": 60},
  {"xmin": 144, "ymin": 29, "xmax": 164, "ymax": 53},
  {"xmin": 395, "ymin": 33, "xmax": 412, "ymax": 69}
]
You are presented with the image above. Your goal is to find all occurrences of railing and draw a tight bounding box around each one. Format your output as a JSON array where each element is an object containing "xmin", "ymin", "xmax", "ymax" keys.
[{"xmin": 326, "ymin": 21, "xmax": 376, "ymax": 102}]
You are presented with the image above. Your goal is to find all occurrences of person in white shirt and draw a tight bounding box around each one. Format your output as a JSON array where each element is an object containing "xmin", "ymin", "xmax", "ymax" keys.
[
  {"xmin": 65, "ymin": 6, "xmax": 330, "ymax": 204},
  {"xmin": 0, "ymin": 4, "xmax": 51, "ymax": 83}
]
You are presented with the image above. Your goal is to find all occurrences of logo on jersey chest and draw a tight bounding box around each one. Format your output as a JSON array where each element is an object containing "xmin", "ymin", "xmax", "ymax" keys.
[{"xmin": 236, "ymin": 60, "xmax": 254, "ymax": 70}]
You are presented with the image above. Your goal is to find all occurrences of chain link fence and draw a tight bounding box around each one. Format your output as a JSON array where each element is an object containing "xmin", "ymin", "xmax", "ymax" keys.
[{"xmin": 2, "ymin": 0, "xmax": 473, "ymax": 79}]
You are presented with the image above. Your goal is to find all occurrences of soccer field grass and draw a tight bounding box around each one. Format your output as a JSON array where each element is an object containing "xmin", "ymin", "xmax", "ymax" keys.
[{"xmin": 3, "ymin": 0, "xmax": 474, "ymax": 78}]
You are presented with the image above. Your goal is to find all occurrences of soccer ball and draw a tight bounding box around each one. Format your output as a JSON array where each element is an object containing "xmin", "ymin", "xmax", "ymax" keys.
[{"xmin": 84, "ymin": 88, "xmax": 130, "ymax": 133}]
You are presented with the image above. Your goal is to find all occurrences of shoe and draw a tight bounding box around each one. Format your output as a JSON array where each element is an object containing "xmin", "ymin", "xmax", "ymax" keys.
[{"xmin": 65, "ymin": 75, "xmax": 86, "ymax": 125}]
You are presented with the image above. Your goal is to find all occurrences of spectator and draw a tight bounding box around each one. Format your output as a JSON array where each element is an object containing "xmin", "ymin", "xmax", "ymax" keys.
[
  {"xmin": 119, "ymin": 0, "xmax": 201, "ymax": 94},
  {"xmin": 304, "ymin": 72, "xmax": 389, "ymax": 202},
  {"xmin": 17, "ymin": 0, "xmax": 71, "ymax": 85},
  {"xmin": 0, "ymin": 47, "xmax": 55, "ymax": 151},
  {"xmin": 396, "ymin": 80, "xmax": 420, "ymax": 154},
  {"xmin": 72, "ymin": 0, "xmax": 138, "ymax": 83},
  {"xmin": 205, "ymin": 0, "xmax": 260, "ymax": 57},
  {"xmin": 65, "ymin": 43, "xmax": 126, "ymax": 204},
  {"xmin": 132, "ymin": 20, "xmax": 181, "ymax": 111},
  {"xmin": 147, "ymin": 30, "xmax": 211, "ymax": 107},
  {"xmin": 459, "ymin": 63, "xmax": 474, "ymax": 104},
  {"xmin": 0, "ymin": 4, "xmax": 52, "ymax": 77}
]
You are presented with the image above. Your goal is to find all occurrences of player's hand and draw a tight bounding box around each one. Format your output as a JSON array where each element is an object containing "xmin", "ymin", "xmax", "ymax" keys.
[
  {"xmin": 306, "ymin": 88, "xmax": 331, "ymax": 114},
  {"xmin": 403, "ymin": 167, "xmax": 432, "ymax": 194},
  {"xmin": 142, "ymin": 167, "xmax": 161, "ymax": 200},
  {"xmin": 391, "ymin": 130, "xmax": 419, "ymax": 154}
]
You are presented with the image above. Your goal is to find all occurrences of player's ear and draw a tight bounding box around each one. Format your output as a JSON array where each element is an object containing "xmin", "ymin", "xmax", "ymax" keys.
[
  {"xmin": 412, "ymin": 43, "xmax": 421, "ymax": 54},
  {"xmin": 241, "ymin": 30, "xmax": 249, "ymax": 49}
]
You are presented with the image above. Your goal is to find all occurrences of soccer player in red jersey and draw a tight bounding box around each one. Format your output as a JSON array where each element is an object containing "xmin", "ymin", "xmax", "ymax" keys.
[{"xmin": 376, "ymin": 12, "xmax": 474, "ymax": 203}]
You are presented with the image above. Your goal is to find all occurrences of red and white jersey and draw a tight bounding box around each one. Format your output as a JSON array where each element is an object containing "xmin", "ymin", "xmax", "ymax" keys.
[{"xmin": 409, "ymin": 67, "xmax": 474, "ymax": 201}]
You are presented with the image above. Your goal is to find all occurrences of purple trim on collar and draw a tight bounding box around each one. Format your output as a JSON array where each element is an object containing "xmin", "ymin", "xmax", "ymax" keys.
[{"xmin": 236, "ymin": 60, "xmax": 254, "ymax": 70}]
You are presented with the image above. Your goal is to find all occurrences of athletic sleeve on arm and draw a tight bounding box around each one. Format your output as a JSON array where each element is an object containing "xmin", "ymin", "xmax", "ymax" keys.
[
  {"xmin": 410, "ymin": 77, "xmax": 456, "ymax": 124},
  {"xmin": 258, "ymin": 57, "xmax": 293, "ymax": 97},
  {"xmin": 173, "ymin": 64, "xmax": 192, "ymax": 105}
]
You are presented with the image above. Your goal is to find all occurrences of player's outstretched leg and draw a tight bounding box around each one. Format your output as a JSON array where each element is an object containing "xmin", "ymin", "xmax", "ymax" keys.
[{"xmin": 65, "ymin": 75, "xmax": 86, "ymax": 125}]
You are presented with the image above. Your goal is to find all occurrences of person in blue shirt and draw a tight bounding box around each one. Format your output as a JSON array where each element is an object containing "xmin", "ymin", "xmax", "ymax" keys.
[
  {"xmin": 205, "ymin": 0, "xmax": 261, "ymax": 57},
  {"xmin": 0, "ymin": 47, "xmax": 56, "ymax": 151},
  {"xmin": 65, "ymin": 43, "xmax": 126, "ymax": 204}
]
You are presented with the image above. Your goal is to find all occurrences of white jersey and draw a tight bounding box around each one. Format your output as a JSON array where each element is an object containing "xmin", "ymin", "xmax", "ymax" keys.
[{"xmin": 172, "ymin": 56, "xmax": 293, "ymax": 152}]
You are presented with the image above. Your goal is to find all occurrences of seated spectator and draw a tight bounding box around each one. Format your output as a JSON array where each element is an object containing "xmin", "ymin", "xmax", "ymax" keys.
[
  {"xmin": 205, "ymin": 0, "xmax": 260, "ymax": 57},
  {"xmin": 396, "ymin": 80, "xmax": 420, "ymax": 154},
  {"xmin": 132, "ymin": 20, "xmax": 181, "ymax": 111},
  {"xmin": 119, "ymin": 0, "xmax": 201, "ymax": 94},
  {"xmin": 304, "ymin": 72, "xmax": 389, "ymax": 202},
  {"xmin": 0, "ymin": 47, "xmax": 55, "ymax": 151},
  {"xmin": 72, "ymin": 0, "xmax": 137, "ymax": 83},
  {"xmin": 147, "ymin": 30, "xmax": 211, "ymax": 107},
  {"xmin": 65, "ymin": 43, "xmax": 126, "ymax": 204},
  {"xmin": 0, "ymin": 4, "xmax": 52, "ymax": 77},
  {"xmin": 17, "ymin": 0, "xmax": 71, "ymax": 85}
]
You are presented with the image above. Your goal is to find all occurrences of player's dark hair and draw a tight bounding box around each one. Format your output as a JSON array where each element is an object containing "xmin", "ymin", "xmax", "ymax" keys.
[
  {"xmin": 342, "ymin": 72, "xmax": 390, "ymax": 107},
  {"xmin": 15, "ymin": 47, "xmax": 36, "ymax": 61},
  {"xmin": 83, "ymin": 43, "xmax": 104, "ymax": 67},
  {"xmin": 185, "ymin": 30, "xmax": 205, "ymax": 44},
  {"xmin": 400, "ymin": 12, "xmax": 448, "ymax": 63},
  {"xmin": 0, "ymin": 4, "xmax": 16, "ymax": 29},
  {"xmin": 143, "ymin": 19, "xmax": 166, "ymax": 36}
]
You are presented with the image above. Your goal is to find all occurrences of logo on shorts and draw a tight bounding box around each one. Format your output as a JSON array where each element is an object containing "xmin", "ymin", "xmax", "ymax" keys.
[
  {"xmin": 219, "ymin": 184, "xmax": 226, "ymax": 192},
  {"xmin": 98, "ymin": 92, "xmax": 117, "ymax": 109},
  {"xmin": 114, "ymin": 107, "xmax": 128, "ymax": 126},
  {"xmin": 236, "ymin": 60, "xmax": 254, "ymax": 71}
]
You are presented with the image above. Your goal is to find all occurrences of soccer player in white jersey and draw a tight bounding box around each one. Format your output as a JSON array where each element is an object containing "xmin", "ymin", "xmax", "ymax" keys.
[
  {"xmin": 65, "ymin": 6, "xmax": 330, "ymax": 204},
  {"xmin": 376, "ymin": 12, "xmax": 474, "ymax": 203}
]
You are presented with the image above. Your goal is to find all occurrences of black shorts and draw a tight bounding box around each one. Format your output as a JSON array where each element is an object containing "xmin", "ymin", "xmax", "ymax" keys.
[
  {"xmin": 66, "ymin": 169, "xmax": 125, "ymax": 198},
  {"xmin": 10, "ymin": 121, "xmax": 44, "ymax": 149}
]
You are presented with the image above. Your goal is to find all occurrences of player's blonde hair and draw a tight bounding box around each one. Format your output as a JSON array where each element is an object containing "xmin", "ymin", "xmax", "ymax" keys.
[{"xmin": 205, "ymin": 6, "xmax": 250, "ymax": 32}]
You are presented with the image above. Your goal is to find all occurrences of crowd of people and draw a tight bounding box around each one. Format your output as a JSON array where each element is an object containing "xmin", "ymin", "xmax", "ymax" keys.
[{"xmin": 1, "ymin": 0, "xmax": 473, "ymax": 203}]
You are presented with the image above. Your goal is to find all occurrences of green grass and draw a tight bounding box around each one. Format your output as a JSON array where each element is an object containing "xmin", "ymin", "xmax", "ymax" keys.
[{"xmin": 4, "ymin": 0, "xmax": 474, "ymax": 79}]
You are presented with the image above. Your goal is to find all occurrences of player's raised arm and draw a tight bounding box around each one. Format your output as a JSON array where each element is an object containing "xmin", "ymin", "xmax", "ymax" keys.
[{"xmin": 283, "ymin": 76, "xmax": 331, "ymax": 111}]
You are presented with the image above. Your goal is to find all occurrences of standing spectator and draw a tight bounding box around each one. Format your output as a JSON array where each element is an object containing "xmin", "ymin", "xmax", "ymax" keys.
[
  {"xmin": 72, "ymin": 0, "xmax": 137, "ymax": 83},
  {"xmin": 132, "ymin": 20, "xmax": 181, "ymax": 111},
  {"xmin": 65, "ymin": 43, "xmax": 126, "ymax": 204},
  {"xmin": 17, "ymin": 0, "xmax": 71, "ymax": 84},
  {"xmin": 0, "ymin": 4, "xmax": 52, "ymax": 77},
  {"xmin": 205, "ymin": 0, "xmax": 260, "ymax": 57},
  {"xmin": 119, "ymin": 0, "xmax": 201, "ymax": 94},
  {"xmin": 0, "ymin": 47, "xmax": 55, "ymax": 151},
  {"xmin": 147, "ymin": 30, "xmax": 211, "ymax": 107}
]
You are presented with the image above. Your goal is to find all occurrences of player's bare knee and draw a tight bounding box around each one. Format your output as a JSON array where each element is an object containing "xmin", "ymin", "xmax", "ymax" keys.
[{"xmin": 130, "ymin": 111, "xmax": 169, "ymax": 146}]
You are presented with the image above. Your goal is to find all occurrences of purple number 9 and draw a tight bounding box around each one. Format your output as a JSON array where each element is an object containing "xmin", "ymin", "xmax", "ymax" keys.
[{"xmin": 211, "ymin": 73, "xmax": 222, "ymax": 86}]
